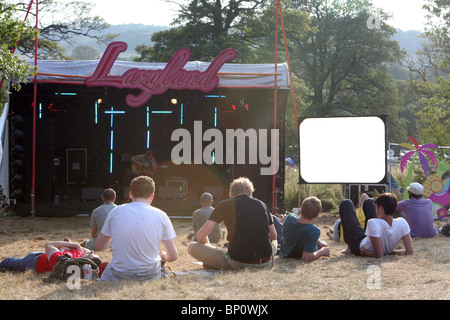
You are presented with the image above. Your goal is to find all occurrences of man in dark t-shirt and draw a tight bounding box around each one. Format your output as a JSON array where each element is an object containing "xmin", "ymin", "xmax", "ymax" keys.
[{"xmin": 187, "ymin": 177, "xmax": 278, "ymax": 270}]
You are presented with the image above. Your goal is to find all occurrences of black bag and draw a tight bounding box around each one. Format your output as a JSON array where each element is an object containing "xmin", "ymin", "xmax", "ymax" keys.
[
  {"xmin": 439, "ymin": 224, "xmax": 450, "ymax": 237},
  {"xmin": 47, "ymin": 254, "xmax": 99, "ymax": 281}
]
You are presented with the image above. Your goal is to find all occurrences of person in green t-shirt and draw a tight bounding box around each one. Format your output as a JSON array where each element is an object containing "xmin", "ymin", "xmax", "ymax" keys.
[{"xmin": 280, "ymin": 197, "xmax": 330, "ymax": 261}]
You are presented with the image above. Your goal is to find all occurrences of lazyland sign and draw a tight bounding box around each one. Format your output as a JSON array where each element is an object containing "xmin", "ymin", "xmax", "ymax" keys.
[{"xmin": 85, "ymin": 41, "xmax": 238, "ymax": 107}]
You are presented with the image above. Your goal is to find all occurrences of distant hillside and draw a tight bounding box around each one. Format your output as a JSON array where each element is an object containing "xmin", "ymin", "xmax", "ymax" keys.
[
  {"xmin": 393, "ymin": 29, "xmax": 423, "ymax": 57},
  {"xmin": 63, "ymin": 24, "xmax": 169, "ymax": 60},
  {"xmin": 62, "ymin": 25, "xmax": 423, "ymax": 64},
  {"xmin": 387, "ymin": 29, "xmax": 424, "ymax": 80}
]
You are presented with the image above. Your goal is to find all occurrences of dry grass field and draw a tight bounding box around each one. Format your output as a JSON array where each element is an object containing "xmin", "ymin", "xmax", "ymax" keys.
[{"xmin": 0, "ymin": 212, "xmax": 449, "ymax": 302}]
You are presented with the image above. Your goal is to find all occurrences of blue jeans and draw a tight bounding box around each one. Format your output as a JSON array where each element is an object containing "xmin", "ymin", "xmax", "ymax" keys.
[
  {"xmin": 339, "ymin": 199, "xmax": 377, "ymax": 255},
  {"xmin": 0, "ymin": 252, "xmax": 43, "ymax": 272}
]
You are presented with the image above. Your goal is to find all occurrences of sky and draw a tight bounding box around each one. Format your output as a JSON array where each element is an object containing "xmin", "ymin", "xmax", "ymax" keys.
[{"xmin": 89, "ymin": 0, "xmax": 429, "ymax": 31}]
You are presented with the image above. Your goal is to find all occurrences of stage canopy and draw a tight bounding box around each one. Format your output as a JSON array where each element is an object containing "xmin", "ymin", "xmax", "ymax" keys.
[{"xmin": 27, "ymin": 59, "xmax": 291, "ymax": 89}]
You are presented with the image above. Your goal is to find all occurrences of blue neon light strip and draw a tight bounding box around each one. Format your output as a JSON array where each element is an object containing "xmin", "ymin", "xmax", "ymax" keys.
[
  {"xmin": 151, "ymin": 111, "xmax": 172, "ymax": 114},
  {"xmin": 94, "ymin": 101, "xmax": 98, "ymax": 124},
  {"xmin": 105, "ymin": 111, "xmax": 126, "ymax": 114},
  {"xmin": 110, "ymin": 130, "xmax": 114, "ymax": 150},
  {"xmin": 205, "ymin": 95, "xmax": 226, "ymax": 98},
  {"xmin": 39, "ymin": 103, "xmax": 42, "ymax": 119},
  {"xmin": 147, "ymin": 130, "xmax": 150, "ymax": 149},
  {"xmin": 110, "ymin": 107, "xmax": 114, "ymax": 127},
  {"xmin": 214, "ymin": 107, "xmax": 218, "ymax": 127},
  {"xmin": 146, "ymin": 106, "xmax": 150, "ymax": 127},
  {"xmin": 109, "ymin": 152, "xmax": 113, "ymax": 174},
  {"xmin": 180, "ymin": 103, "xmax": 184, "ymax": 125},
  {"xmin": 55, "ymin": 92, "xmax": 77, "ymax": 96}
]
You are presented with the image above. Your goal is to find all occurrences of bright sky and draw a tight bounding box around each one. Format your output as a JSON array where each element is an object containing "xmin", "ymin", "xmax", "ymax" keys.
[
  {"xmin": 371, "ymin": 0, "xmax": 428, "ymax": 31},
  {"xmin": 90, "ymin": 0, "xmax": 429, "ymax": 31}
]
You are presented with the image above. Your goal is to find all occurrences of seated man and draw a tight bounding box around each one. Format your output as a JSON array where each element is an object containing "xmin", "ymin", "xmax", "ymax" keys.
[
  {"xmin": 188, "ymin": 192, "xmax": 221, "ymax": 243},
  {"xmin": 0, "ymin": 239, "xmax": 102, "ymax": 273},
  {"xmin": 339, "ymin": 193, "xmax": 414, "ymax": 258},
  {"xmin": 279, "ymin": 196, "xmax": 330, "ymax": 261},
  {"xmin": 130, "ymin": 151, "xmax": 157, "ymax": 176},
  {"xmin": 83, "ymin": 188, "xmax": 117, "ymax": 250},
  {"xmin": 396, "ymin": 182, "xmax": 437, "ymax": 238},
  {"xmin": 187, "ymin": 177, "xmax": 277, "ymax": 271},
  {"xmin": 95, "ymin": 176, "xmax": 178, "ymax": 282}
]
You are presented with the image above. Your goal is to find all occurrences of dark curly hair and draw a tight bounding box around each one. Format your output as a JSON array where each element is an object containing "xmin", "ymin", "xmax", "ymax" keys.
[{"xmin": 374, "ymin": 193, "xmax": 398, "ymax": 216}]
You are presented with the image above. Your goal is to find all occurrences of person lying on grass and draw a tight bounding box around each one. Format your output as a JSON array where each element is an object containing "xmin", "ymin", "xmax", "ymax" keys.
[
  {"xmin": 0, "ymin": 237, "xmax": 102, "ymax": 273},
  {"xmin": 339, "ymin": 193, "xmax": 414, "ymax": 258}
]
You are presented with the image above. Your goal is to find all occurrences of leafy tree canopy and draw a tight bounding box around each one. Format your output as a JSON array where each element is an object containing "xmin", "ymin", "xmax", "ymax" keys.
[
  {"xmin": 0, "ymin": 1, "xmax": 37, "ymax": 107},
  {"xmin": 11, "ymin": 0, "xmax": 117, "ymax": 59}
]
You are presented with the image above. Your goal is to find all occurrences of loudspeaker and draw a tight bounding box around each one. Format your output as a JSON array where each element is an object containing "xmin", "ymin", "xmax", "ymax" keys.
[
  {"xmin": 81, "ymin": 187, "xmax": 103, "ymax": 200},
  {"xmin": 66, "ymin": 148, "xmax": 87, "ymax": 184},
  {"xmin": 159, "ymin": 187, "xmax": 183, "ymax": 199}
]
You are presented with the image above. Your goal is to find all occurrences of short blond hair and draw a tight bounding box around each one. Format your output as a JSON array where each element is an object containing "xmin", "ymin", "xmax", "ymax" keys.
[
  {"xmin": 300, "ymin": 196, "xmax": 322, "ymax": 220},
  {"xmin": 229, "ymin": 177, "xmax": 254, "ymax": 197},
  {"xmin": 130, "ymin": 176, "xmax": 155, "ymax": 199}
]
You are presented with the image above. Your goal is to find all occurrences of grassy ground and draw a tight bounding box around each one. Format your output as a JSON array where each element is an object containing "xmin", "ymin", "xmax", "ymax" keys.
[{"xmin": 0, "ymin": 212, "xmax": 449, "ymax": 301}]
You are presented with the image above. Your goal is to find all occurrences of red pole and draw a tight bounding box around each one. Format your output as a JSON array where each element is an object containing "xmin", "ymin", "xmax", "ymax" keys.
[
  {"xmin": 31, "ymin": 0, "xmax": 38, "ymax": 217},
  {"xmin": 272, "ymin": 0, "xmax": 279, "ymax": 214}
]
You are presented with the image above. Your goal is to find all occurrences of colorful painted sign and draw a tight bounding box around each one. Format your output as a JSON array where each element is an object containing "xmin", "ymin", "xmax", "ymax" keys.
[
  {"xmin": 86, "ymin": 42, "xmax": 237, "ymax": 107},
  {"xmin": 400, "ymin": 136, "xmax": 449, "ymax": 219}
]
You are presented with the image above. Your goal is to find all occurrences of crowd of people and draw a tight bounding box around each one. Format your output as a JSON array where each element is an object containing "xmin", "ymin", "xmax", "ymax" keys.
[{"xmin": 0, "ymin": 176, "xmax": 447, "ymax": 283}]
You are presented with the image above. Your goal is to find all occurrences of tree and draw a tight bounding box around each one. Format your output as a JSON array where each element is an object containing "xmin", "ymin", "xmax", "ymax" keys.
[
  {"xmin": 11, "ymin": 0, "xmax": 116, "ymax": 59},
  {"xmin": 246, "ymin": 0, "xmax": 407, "ymax": 142},
  {"xmin": 416, "ymin": 0, "xmax": 450, "ymax": 146},
  {"xmin": 134, "ymin": 0, "xmax": 270, "ymax": 62},
  {"xmin": 0, "ymin": 1, "xmax": 37, "ymax": 107},
  {"xmin": 408, "ymin": 0, "xmax": 449, "ymax": 147},
  {"xmin": 286, "ymin": 1, "xmax": 405, "ymax": 116},
  {"xmin": 71, "ymin": 45, "xmax": 100, "ymax": 60}
]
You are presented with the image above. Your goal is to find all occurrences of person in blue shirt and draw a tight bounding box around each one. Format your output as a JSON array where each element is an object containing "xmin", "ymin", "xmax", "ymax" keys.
[{"xmin": 280, "ymin": 197, "xmax": 330, "ymax": 261}]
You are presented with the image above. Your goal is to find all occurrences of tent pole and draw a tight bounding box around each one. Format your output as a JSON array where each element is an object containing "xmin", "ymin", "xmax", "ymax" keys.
[
  {"xmin": 272, "ymin": 0, "xmax": 280, "ymax": 214},
  {"xmin": 31, "ymin": 0, "xmax": 38, "ymax": 217}
]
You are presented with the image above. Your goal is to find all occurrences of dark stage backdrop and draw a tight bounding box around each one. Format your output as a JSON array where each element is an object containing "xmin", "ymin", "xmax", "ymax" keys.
[{"xmin": 9, "ymin": 83, "xmax": 288, "ymax": 214}]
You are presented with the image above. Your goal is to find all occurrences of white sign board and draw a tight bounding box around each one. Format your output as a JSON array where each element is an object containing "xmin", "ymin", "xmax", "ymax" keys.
[{"xmin": 299, "ymin": 116, "xmax": 386, "ymax": 184}]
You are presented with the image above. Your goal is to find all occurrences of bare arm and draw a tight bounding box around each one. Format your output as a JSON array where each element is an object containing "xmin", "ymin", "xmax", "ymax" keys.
[
  {"xmin": 302, "ymin": 247, "xmax": 330, "ymax": 261},
  {"xmin": 91, "ymin": 226, "xmax": 98, "ymax": 238},
  {"xmin": 94, "ymin": 232, "xmax": 112, "ymax": 251},
  {"xmin": 361, "ymin": 236, "xmax": 384, "ymax": 258},
  {"xmin": 269, "ymin": 224, "xmax": 277, "ymax": 241},
  {"xmin": 160, "ymin": 239, "xmax": 178, "ymax": 262},
  {"xmin": 196, "ymin": 220, "xmax": 219, "ymax": 243},
  {"xmin": 45, "ymin": 241, "xmax": 82, "ymax": 259},
  {"xmin": 393, "ymin": 233, "xmax": 414, "ymax": 256}
]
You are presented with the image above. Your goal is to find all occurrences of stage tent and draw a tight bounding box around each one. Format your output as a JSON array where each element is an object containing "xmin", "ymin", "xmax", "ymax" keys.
[{"xmin": 5, "ymin": 57, "xmax": 291, "ymax": 216}]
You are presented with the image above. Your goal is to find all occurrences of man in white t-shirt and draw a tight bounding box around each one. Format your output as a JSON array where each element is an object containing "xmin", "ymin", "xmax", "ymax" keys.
[
  {"xmin": 95, "ymin": 176, "xmax": 178, "ymax": 281},
  {"xmin": 339, "ymin": 193, "xmax": 414, "ymax": 258}
]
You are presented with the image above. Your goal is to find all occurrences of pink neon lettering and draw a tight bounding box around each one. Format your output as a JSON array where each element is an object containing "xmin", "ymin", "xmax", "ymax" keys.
[{"xmin": 85, "ymin": 42, "xmax": 237, "ymax": 107}]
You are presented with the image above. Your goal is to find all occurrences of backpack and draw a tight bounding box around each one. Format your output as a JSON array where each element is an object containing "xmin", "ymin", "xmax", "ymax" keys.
[
  {"xmin": 439, "ymin": 224, "xmax": 450, "ymax": 237},
  {"xmin": 47, "ymin": 254, "xmax": 99, "ymax": 281}
]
